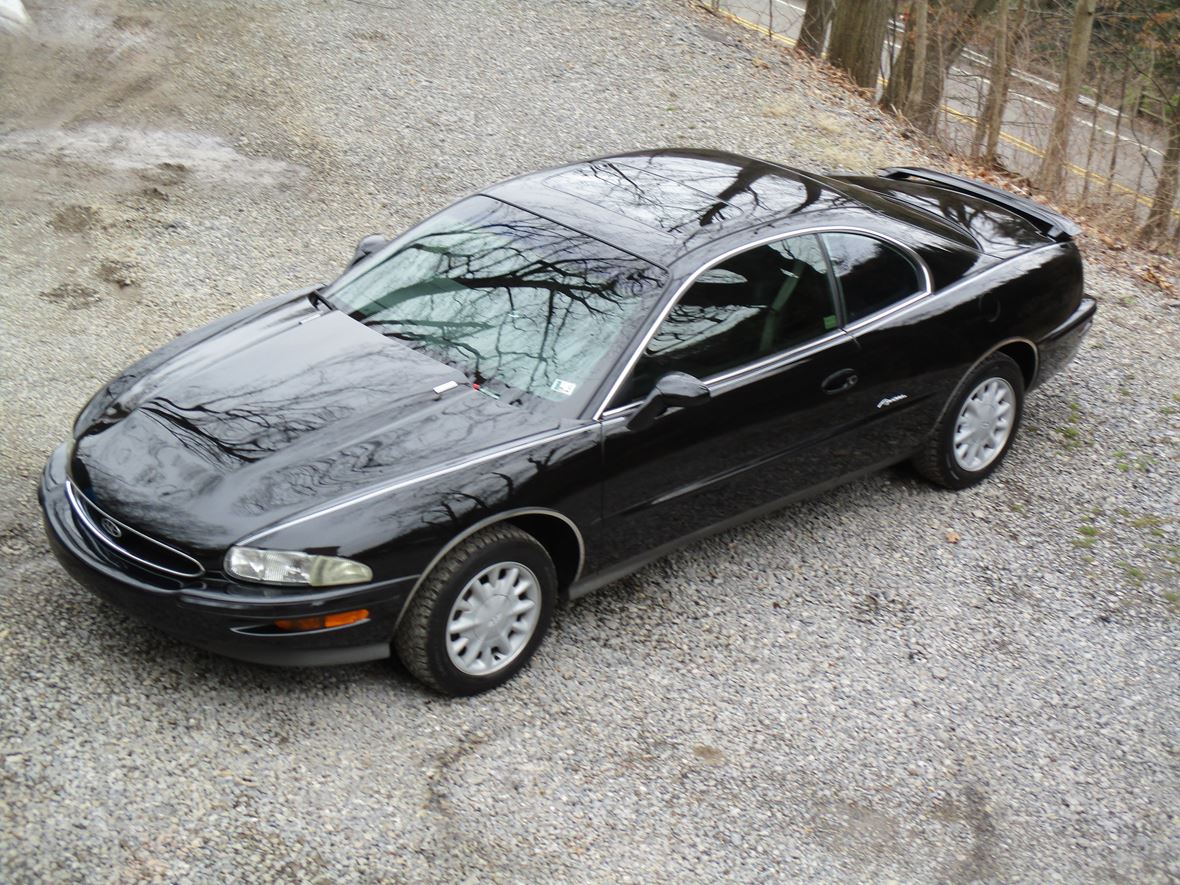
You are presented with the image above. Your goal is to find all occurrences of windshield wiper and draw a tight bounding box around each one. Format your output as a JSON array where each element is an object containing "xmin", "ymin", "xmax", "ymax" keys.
[
  {"xmin": 308, "ymin": 285, "xmax": 333, "ymax": 312},
  {"xmin": 377, "ymin": 327, "xmax": 480, "ymax": 382},
  {"xmin": 365, "ymin": 323, "xmax": 525, "ymax": 403}
]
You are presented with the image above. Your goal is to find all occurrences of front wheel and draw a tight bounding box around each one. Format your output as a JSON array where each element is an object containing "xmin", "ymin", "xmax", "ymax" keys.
[
  {"xmin": 394, "ymin": 524, "xmax": 556, "ymax": 696},
  {"xmin": 912, "ymin": 353, "xmax": 1025, "ymax": 490}
]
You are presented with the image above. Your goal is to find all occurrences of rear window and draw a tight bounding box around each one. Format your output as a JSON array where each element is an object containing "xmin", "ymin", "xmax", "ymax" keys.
[{"xmin": 840, "ymin": 176, "xmax": 1047, "ymax": 258}]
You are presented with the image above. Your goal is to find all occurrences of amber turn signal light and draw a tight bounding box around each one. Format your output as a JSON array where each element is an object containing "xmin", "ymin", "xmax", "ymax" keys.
[{"xmin": 274, "ymin": 609, "xmax": 369, "ymax": 632}]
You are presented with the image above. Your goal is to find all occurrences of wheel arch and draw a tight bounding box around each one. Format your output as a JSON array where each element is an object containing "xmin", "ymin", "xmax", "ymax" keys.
[
  {"xmin": 928, "ymin": 337, "xmax": 1037, "ymax": 435},
  {"xmin": 393, "ymin": 508, "xmax": 585, "ymax": 630},
  {"xmin": 995, "ymin": 338, "xmax": 1038, "ymax": 390},
  {"xmin": 505, "ymin": 512, "xmax": 584, "ymax": 596}
]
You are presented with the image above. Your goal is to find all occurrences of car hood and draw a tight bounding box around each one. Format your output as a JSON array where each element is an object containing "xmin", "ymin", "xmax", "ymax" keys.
[{"xmin": 69, "ymin": 297, "xmax": 562, "ymax": 555}]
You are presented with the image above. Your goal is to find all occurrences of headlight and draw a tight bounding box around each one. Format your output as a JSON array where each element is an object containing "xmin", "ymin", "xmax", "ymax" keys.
[{"xmin": 224, "ymin": 547, "xmax": 373, "ymax": 587}]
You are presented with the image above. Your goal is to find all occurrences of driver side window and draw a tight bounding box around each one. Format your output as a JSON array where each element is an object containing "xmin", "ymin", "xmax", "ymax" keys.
[{"xmin": 615, "ymin": 234, "xmax": 837, "ymax": 406}]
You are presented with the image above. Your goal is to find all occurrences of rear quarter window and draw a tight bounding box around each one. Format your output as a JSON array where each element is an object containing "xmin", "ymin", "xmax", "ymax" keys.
[{"xmin": 821, "ymin": 232, "xmax": 924, "ymax": 323}]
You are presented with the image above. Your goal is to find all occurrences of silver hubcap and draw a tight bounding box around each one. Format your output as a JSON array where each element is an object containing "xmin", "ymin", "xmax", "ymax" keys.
[
  {"xmin": 446, "ymin": 561, "xmax": 540, "ymax": 676},
  {"xmin": 954, "ymin": 377, "xmax": 1015, "ymax": 472}
]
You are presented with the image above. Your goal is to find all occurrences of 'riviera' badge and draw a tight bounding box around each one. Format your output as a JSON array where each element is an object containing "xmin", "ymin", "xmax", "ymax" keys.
[{"xmin": 877, "ymin": 394, "xmax": 908, "ymax": 409}]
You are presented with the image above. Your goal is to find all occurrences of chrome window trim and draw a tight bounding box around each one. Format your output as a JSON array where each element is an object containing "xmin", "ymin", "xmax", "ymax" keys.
[
  {"xmin": 237, "ymin": 424, "xmax": 598, "ymax": 544},
  {"xmin": 842, "ymin": 288, "xmax": 930, "ymax": 335},
  {"xmin": 599, "ymin": 328, "xmax": 851, "ymax": 421},
  {"xmin": 593, "ymin": 225, "xmax": 934, "ymax": 419},
  {"xmin": 830, "ymin": 232, "xmax": 932, "ymax": 331},
  {"xmin": 704, "ymin": 328, "xmax": 846, "ymax": 388},
  {"xmin": 65, "ymin": 481, "xmax": 205, "ymax": 579}
]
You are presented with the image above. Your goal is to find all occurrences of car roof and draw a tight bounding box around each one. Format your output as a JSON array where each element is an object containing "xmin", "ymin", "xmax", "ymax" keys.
[{"xmin": 481, "ymin": 148, "xmax": 871, "ymax": 267}]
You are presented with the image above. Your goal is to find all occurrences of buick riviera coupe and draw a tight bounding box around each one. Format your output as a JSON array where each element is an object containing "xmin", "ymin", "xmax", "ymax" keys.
[{"xmin": 40, "ymin": 149, "xmax": 1095, "ymax": 694}]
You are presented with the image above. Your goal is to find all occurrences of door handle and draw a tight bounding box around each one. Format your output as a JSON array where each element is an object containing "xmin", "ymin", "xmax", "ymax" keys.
[{"xmin": 821, "ymin": 368, "xmax": 858, "ymax": 394}]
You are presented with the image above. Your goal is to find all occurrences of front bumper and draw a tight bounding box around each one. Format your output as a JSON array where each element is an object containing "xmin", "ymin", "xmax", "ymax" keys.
[{"xmin": 39, "ymin": 443, "xmax": 415, "ymax": 666}]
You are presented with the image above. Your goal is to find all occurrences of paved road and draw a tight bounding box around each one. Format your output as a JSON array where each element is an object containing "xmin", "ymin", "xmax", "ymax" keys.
[{"xmin": 721, "ymin": 0, "xmax": 1169, "ymax": 219}]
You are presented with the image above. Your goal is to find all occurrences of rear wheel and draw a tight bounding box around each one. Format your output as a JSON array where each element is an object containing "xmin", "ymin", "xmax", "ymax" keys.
[
  {"xmin": 913, "ymin": 353, "xmax": 1024, "ymax": 489},
  {"xmin": 394, "ymin": 524, "xmax": 556, "ymax": 695}
]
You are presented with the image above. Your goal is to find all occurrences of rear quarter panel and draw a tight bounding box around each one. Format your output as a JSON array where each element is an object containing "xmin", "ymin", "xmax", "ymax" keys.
[
  {"xmin": 990, "ymin": 241, "xmax": 1084, "ymax": 351},
  {"xmin": 847, "ymin": 241, "xmax": 1084, "ymax": 459}
]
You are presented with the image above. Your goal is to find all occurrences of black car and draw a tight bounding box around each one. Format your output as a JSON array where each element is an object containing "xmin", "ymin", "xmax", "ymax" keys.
[{"xmin": 40, "ymin": 149, "xmax": 1095, "ymax": 694}]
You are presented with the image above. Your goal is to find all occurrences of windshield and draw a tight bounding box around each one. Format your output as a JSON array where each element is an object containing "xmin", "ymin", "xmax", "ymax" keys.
[{"xmin": 324, "ymin": 196, "xmax": 667, "ymax": 415}]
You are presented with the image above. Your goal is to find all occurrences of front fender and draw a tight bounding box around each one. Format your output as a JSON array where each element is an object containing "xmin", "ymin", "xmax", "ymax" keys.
[{"xmin": 245, "ymin": 423, "xmax": 602, "ymax": 584}]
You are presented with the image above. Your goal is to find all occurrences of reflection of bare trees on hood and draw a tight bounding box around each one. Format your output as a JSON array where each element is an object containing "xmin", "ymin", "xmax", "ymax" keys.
[{"xmin": 135, "ymin": 348, "xmax": 405, "ymax": 468}]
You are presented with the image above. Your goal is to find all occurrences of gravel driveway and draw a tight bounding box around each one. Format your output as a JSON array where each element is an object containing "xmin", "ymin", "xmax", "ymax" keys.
[{"xmin": 1, "ymin": 1, "xmax": 1177, "ymax": 881}]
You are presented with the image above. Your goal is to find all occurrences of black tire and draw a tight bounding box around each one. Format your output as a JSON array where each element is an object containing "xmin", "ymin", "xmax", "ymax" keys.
[
  {"xmin": 393, "ymin": 524, "xmax": 556, "ymax": 696},
  {"xmin": 912, "ymin": 353, "xmax": 1025, "ymax": 490}
]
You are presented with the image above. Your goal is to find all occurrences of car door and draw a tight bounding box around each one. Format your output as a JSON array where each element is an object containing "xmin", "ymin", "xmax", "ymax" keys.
[
  {"xmin": 595, "ymin": 233, "xmax": 864, "ymax": 571},
  {"xmin": 818, "ymin": 230, "xmax": 975, "ymax": 465}
]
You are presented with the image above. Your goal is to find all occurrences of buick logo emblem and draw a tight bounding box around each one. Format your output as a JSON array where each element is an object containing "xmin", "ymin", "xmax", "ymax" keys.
[{"xmin": 100, "ymin": 517, "xmax": 123, "ymax": 539}]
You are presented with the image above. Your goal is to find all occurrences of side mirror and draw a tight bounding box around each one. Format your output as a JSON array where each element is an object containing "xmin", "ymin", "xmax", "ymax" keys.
[
  {"xmin": 626, "ymin": 372, "xmax": 710, "ymax": 432},
  {"xmin": 347, "ymin": 234, "xmax": 391, "ymax": 270}
]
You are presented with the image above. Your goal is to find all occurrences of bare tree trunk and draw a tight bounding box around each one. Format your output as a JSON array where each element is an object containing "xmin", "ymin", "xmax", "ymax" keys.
[
  {"xmin": 881, "ymin": 1, "xmax": 925, "ymax": 113},
  {"xmin": 797, "ymin": 0, "xmax": 834, "ymax": 57},
  {"xmin": 918, "ymin": 0, "xmax": 997, "ymax": 131},
  {"xmin": 1036, "ymin": 0, "xmax": 1097, "ymax": 193},
  {"xmin": 881, "ymin": 0, "xmax": 997, "ymax": 132},
  {"xmin": 1104, "ymin": 67, "xmax": 1129, "ymax": 201},
  {"xmin": 828, "ymin": 0, "xmax": 892, "ymax": 89},
  {"xmin": 905, "ymin": 0, "xmax": 930, "ymax": 114},
  {"xmin": 1081, "ymin": 71, "xmax": 1104, "ymax": 203},
  {"xmin": 1141, "ymin": 100, "xmax": 1180, "ymax": 243},
  {"xmin": 973, "ymin": 0, "xmax": 1010, "ymax": 160},
  {"xmin": 1133, "ymin": 142, "xmax": 1148, "ymax": 199},
  {"xmin": 987, "ymin": 0, "xmax": 1025, "ymax": 160}
]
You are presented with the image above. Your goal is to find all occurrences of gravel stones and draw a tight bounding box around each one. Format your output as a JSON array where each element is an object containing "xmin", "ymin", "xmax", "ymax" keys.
[{"xmin": 1, "ymin": 0, "xmax": 1177, "ymax": 882}]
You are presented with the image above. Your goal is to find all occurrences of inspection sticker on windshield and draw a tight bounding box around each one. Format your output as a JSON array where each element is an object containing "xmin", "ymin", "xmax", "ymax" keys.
[{"xmin": 550, "ymin": 379, "xmax": 577, "ymax": 397}]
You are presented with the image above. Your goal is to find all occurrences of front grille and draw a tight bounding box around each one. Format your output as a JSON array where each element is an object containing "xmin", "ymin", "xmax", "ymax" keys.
[{"xmin": 65, "ymin": 482, "xmax": 205, "ymax": 579}]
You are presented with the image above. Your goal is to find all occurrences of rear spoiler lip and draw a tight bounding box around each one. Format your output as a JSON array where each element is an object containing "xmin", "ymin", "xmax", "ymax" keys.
[{"xmin": 880, "ymin": 166, "xmax": 1081, "ymax": 241}]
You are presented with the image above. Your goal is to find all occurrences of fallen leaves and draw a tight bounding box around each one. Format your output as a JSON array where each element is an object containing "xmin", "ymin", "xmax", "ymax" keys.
[
  {"xmin": 1139, "ymin": 264, "xmax": 1178, "ymax": 297},
  {"xmin": 945, "ymin": 529, "xmax": 961, "ymax": 544}
]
